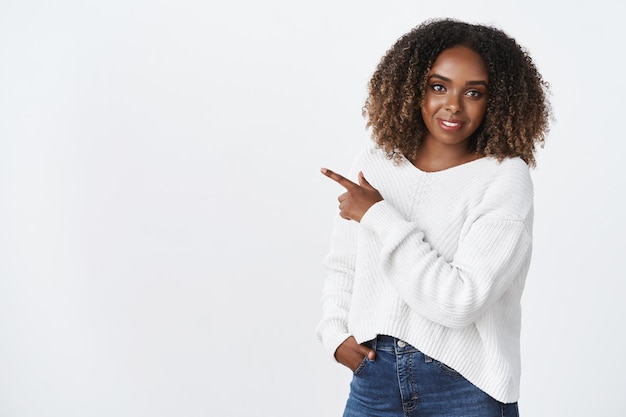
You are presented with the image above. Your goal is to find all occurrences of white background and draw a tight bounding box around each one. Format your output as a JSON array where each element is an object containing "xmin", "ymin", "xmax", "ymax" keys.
[{"xmin": 1, "ymin": 0, "xmax": 624, "ymax": 416}]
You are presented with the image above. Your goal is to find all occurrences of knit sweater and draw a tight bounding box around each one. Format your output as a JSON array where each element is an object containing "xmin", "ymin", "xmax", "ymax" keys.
[{"xmin": 316, "ymin": 146, "xmax": 533, "ymax": 403}]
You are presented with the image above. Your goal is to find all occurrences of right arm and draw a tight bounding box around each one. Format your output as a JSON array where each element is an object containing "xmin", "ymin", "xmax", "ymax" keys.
[
  {"xmin": 316, "ymin": 162, "xmax": 377, "ymax": 368},
  {"xmin": 315, "ymin": 213, "xmax": 358, "ymax": 354}
]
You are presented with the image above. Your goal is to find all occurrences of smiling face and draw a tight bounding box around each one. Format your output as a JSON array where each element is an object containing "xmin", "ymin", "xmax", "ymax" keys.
[{"xmin": 420, "ymin": 46, "xmax": 489, "ymax": 153}]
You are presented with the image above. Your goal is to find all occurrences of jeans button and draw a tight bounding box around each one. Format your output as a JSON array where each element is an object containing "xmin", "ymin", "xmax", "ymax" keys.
[{"xmin": 397, "ymin": 340, "xmax": 406, "ymax": 348}]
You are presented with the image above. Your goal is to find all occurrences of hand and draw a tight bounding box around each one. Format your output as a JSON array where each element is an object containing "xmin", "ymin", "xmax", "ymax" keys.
[
  {"xmin": 321, "ymin": 168, "xmax": 383, "ymax": 222},
  {"xmin": 334, "ymin": 336, "xmax": 376, "ymax": 372}
]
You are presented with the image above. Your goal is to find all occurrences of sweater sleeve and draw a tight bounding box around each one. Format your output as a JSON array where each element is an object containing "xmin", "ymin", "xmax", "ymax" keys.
[
  {"xmin": 315, "ymin": 214, "xmax": 358, "ymax": 355},
  {"xmin": 315, "ymin": 149, "xmax": 369, "ymax": 356},
  {"xmin": 360, "ymin": 200, "xmax": 532, "ymax": 329}
]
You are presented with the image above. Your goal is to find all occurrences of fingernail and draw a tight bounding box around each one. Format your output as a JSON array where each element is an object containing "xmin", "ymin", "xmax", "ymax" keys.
[{"xmin": 320, "ymin": 168, "xmax": 328, "ymax": 174}]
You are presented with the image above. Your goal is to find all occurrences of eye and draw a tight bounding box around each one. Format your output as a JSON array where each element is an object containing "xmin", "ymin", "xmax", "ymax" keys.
[
  {"xmin": 466, "ymin": 90, "xmax": 485, "ymax": 99},
  {"xmin": 429, "ymin": 84, "xmax": 446, "ymax": 93}
]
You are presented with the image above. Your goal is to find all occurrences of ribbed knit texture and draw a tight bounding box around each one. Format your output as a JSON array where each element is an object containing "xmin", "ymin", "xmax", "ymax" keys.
[{"xmin": 316, "ymin": 146, "xmax": 533, "ymax": 403}]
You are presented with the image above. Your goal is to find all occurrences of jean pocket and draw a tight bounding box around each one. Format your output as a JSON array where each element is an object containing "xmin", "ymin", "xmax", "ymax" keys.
[
  {"xmin": 353, "ymin": 356, "xmax": 370, "ymax": 375},
  {"xmin": 436, "ymin": 360, "xmax": 463, "ymax": 378}
]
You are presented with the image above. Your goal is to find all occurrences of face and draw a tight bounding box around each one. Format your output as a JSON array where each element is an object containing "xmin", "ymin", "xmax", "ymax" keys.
[{"xmin": 421, "ymin": 46, "xmax": 488, "ymax": 150}]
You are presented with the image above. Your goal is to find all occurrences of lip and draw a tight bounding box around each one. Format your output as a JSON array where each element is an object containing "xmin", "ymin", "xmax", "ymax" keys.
[{"xmin": 437, "ymin": 118, "xmax": 464, "ymax": 131}]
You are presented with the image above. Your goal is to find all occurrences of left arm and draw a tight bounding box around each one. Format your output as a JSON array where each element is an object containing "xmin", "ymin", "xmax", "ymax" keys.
[
  {"xmin": 361, "ymin": 200, "xmax": 531, "ymax": 328},
  {"xmin": 320, "ymin": 167, "xmax": 532, "ymax": 329}
]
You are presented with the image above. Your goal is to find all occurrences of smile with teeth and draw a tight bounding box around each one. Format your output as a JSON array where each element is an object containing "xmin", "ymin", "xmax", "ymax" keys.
[{"xmin": 438, "ymin": 118, "xmax": 464, "ymax": 131}]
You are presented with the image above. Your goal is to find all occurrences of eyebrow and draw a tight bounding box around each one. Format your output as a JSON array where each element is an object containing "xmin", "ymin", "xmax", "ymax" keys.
[{"xmin": 428, "ymin": 73, "xmax": 488, "ymax": 87}]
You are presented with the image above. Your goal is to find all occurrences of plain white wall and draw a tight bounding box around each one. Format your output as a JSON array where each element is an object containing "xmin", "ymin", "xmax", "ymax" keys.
[{"xmin": 1, "ymin": 0, "xmax": 624, "ymax": 416}]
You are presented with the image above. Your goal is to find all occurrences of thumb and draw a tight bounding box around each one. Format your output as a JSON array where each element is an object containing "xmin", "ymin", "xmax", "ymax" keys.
[
  {"xmin": 358, "ymin": 171, "xmax": 374, "ymax": 189},
  {"xmin": 357, "ymin": 343, "xmax": 376, "ymax": 360}
]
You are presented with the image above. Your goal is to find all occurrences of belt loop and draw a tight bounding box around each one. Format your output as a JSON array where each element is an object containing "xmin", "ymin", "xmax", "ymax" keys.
[
  {"xmin": 424, "ymin": 354, "xmax": 433, "ymax": 363},
  {"xmin": 371, "ymin": 336, "xmax": 377, "ymax": 352}
]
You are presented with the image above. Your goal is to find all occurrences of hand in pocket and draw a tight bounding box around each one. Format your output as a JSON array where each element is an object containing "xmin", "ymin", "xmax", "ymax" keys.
[{"xmin": 334, "ymin": 336, "xmax": 376, "ymax": 372}]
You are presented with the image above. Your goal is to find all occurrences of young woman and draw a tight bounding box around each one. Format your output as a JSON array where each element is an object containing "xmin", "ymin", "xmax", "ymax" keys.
[{"xmin": 317, "ymin": 18, "xmax": 551, "ymax": 417}]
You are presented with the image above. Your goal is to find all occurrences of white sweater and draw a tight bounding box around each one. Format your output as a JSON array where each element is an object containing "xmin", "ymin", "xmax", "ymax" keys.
[{"xmin": 316, "ymin": 146, "xmax": 534, "ymax": 403}]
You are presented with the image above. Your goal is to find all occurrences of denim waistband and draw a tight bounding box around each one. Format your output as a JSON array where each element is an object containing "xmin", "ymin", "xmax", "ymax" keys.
[{"xmin": 370, "ymin": 334, "xmax": 420, "ymax": 354}]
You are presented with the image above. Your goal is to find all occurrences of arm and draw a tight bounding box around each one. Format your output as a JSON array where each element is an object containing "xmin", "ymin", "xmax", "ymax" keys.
[
  {"xmin": 315, "ymin": 214, "xmax": 358, "ymax": 354},
  {"xmin": 361, "ymin": 200, "xmax": 532, "ymax": 329},
  {"xmin": 316, "ymin": 165, "xmax": 379, "ymax": 363},
  {"xmin": 318, "ymin": 163, "xmax": 531, "ymax": 333}
]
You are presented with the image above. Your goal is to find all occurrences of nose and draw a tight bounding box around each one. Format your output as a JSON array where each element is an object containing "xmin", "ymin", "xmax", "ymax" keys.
[{"xmin": 445, "ymin": 94, "xmax": 462, "ymax": 114}]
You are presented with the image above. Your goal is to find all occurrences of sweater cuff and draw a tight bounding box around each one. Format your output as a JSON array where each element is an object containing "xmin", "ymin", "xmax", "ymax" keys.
[
  {"xmin": 325, "ymin": 332, "xmax": 351, "ymax": 359},
  {"xmin": 361, "ymin": 200, "xmax": 407, "ymax": 234},
  {"xmin": 316, "ymin": 320, "xmax": 351, "ymax": 358}
]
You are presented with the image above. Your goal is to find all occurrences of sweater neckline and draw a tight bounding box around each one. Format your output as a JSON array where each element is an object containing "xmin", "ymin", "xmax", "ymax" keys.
[{"xmin": 400, "ymin": 154, "xmax": 492, "ymax": 176}]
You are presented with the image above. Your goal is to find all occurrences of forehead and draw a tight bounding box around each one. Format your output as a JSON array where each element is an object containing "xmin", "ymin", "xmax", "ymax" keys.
[{"xmin": 430, "ymin": 46, "xmax": 488, "ymax": 81}]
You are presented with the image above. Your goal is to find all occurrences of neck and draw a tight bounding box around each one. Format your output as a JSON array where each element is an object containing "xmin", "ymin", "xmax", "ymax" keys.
[{"xmin": 410, "ymin": 140, "xmax": 481, "ymax": 172}]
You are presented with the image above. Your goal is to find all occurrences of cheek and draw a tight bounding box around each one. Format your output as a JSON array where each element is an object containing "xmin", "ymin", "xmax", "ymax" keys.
[
  {"xmin": 421, "ymin": 98, "xmax": 435, "ymax": 118},
  {"xmin": 471, "ymin": 103, "xmax": 488, "ymax": 123}
]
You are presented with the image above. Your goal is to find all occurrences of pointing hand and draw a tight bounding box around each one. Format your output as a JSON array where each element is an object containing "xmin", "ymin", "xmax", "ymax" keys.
[{"xmin": 321, "ymin": 168, "xmax": 383, "ymax": 222}]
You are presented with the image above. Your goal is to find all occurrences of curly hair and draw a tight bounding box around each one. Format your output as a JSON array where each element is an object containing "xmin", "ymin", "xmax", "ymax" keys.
[{"xmin": 364, "ymin": 18, "xmax": 552, "ymax": 167}]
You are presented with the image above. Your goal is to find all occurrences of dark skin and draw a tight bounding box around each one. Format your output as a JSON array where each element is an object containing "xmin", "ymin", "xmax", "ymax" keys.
[
  {"xmin": 415, "ymin": 46, "xmax": 488, "ymax": 172},
  {"xmin": 320, "ymin": 170, "xmax": 383, "ymax": 222},
  {"xmin": 321, "ymin": 46, "xmax": 489, "ymax": 372},
  {"xmin": 335, "ymin": 335, "xmax": 377, "ymax": 371}
]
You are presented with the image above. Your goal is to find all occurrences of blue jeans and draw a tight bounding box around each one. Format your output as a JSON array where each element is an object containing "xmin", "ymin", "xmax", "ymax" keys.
[{"xmin": 343, "ymin": 335, "xmax": 519, "ymax": 417}]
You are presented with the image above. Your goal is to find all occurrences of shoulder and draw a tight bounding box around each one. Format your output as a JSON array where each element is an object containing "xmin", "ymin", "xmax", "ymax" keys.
[
  {"xmin": 353, "ymin": 145, "xmax": 389, "ymax": 164},
  {"xmin": 492, "ymin": 156, "xmax": 530, "ymax": 174},
  {"xmin": 442, "ymin": 156, "xmax": 532, "ymax": 197},
  {"xmin": 473, "ymin": 157, "xmax": 533, "ymax": 220},
  {"xmin": 484, "ymin": 157, "xmax": 532, "ymax": 193},
  {"xmin": 349, "ymin": 145, "xmax": 396, "ymax": 174}
]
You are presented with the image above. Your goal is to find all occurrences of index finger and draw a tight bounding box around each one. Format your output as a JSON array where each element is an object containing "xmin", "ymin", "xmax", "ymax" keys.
[{"xmin": 320, "ymin": 168, "xmax": 358, "ymax": 190}]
